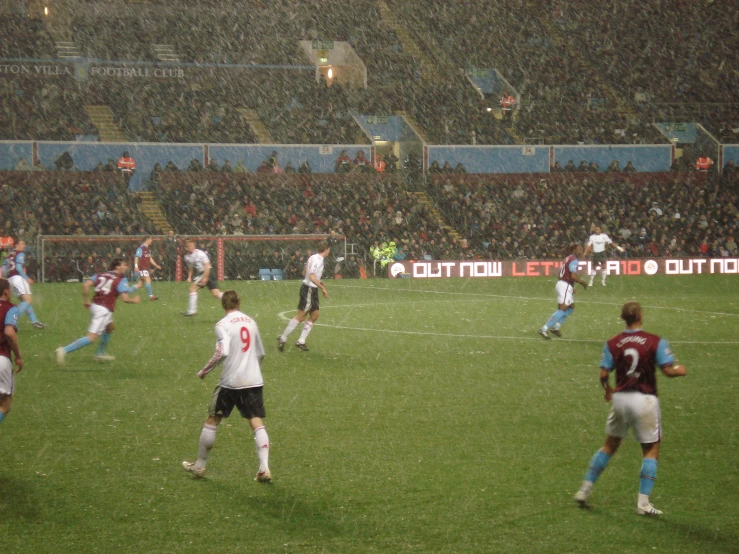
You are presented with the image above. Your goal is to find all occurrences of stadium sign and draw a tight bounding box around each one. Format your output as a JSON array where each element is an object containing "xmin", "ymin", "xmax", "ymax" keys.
[
  {"xmin": 0, "ymin": 62, "xmax": 185, "ymax": 79},
  {"xmin": 388, "ymin": 258, "xmax": 739, "ymax": 278}
]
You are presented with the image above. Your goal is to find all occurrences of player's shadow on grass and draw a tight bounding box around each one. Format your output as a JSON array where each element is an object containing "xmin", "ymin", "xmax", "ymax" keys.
[
  {"xmin": 581, "ymin": 505, "xmax": 739, "ymax": 553},
  {"xmin": 209, "ymin": 480, "xmax": 344, "ymax": 539},
  {"xmin": 0, "ymin": 476, "xmax": 41, "ymax": 522}
]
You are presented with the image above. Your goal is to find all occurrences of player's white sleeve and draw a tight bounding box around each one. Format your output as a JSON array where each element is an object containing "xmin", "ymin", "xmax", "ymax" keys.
[
  {"xmin": 587, "ymin": 235, "xmax": 595, "ymax": 246},
  {"xmin": 253, "ymin": 324, "xmax": 265, "ymax": 359},
  {"xmin": 216, "ymin": 322, "xmax": 230, "ymax": 357},
  {"xmin": 605, "ymin": 235, "xmax": 613, "ymax": 245}
]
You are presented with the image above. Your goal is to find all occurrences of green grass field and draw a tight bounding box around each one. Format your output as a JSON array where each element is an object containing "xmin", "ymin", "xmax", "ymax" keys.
[{"xmin": 2, "ymin": 274, "xmax": 737, "ymax": 553}]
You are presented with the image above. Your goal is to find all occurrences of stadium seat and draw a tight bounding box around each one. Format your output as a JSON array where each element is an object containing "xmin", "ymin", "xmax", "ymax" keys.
[
  {"xmin": 259, "ymin": 268, "xmax": 271, "ymax": 281},
  {"xmin": 271, "ymin": 269, "xmax": 284, "ymax": 281}
]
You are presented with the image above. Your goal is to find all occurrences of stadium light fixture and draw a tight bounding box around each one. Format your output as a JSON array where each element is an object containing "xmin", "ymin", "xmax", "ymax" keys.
[{"xmin": 327, "ymin": 68, "xmax": 333, "ymax": 79}]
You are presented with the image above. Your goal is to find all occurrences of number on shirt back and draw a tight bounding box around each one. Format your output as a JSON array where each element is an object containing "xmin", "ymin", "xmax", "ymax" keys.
[
  {"xmin": 240, "ymin": 326, "xmax": 251, "ymax": 352},
  {"xmin": 624, "ymin": 347, "xmax": 641, "ymax": 379},
  {"xmin": 94, "ymin": 277, "xmax": 114, "ymax": 295}
]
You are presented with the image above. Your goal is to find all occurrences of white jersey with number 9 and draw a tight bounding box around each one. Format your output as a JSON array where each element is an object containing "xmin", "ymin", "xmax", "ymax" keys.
[{"xmin": 214, "ymin": 310, "xmax": 265, "ymax": 389}]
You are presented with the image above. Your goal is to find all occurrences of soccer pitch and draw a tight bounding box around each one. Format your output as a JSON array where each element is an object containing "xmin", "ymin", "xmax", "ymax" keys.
[{"xmin": 2, "ymin": 275, "xmax": 737, "ymax": 553}]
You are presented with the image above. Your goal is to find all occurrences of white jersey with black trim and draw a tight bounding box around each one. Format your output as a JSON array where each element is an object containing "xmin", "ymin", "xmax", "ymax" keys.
[
  {"xmin": 184, "ymin": 249, "xmax": 210, "ymax": 274},
  {"xmin": 214, "ymin": 310, "xmax": 265, "ymax": 389},
  {"xmin": 302, "ymin": 253, "xmax": 325, "ymax": 288},
  {"xmin": 587, "ymin": 233, "xmax": 612, "ymax": 253}
]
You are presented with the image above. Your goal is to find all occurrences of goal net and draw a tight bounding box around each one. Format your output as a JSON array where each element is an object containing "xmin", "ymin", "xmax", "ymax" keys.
[{"xmin": 38, "ymin": 234, "xmax": 346, "ymax": 283}]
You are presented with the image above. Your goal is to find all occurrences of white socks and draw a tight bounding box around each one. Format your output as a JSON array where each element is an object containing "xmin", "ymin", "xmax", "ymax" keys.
[
  {"xmin": 195, "ymin": 423, "xmax": 217, "ymax": 470},
  {"xmin": 298, "ymin": 321, "xmax": 314, "ymax": 344},
  {"xmin": 254, "ymin": 426, "xmax": 270, "ymax": 473},
  {"xmin": 281, "ymin": 317, "xmax": 300, "ymax": 341},
  {"xmin": 188, "ymin": 292, "xmax": 198, "ymax": 314}
]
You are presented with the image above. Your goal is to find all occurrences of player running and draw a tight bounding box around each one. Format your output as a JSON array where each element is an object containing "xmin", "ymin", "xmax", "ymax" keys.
[
  {"xmin": 5, "ymin": 240, "xmax": 45, "ymax": 328},
  {"xmin": 134, "ymin": 236, "xmax": 162, "ymax": 301},
  {"xmin": 182, "ymin": 290, "xmax": 271, "ymax": 481},
  {"xmin": 584, "ymin": 225, "xmax": 624, "ymax": 287},
  {"xmin": 277, "ymin": 241, "xmax": 330, "ymax": 352},
  {"xmin": 539, "ymin": 243, "xmax": 588, "ymax": 339},
  {"xmin": 0, "ymin": 278, "xmax": 23, "ymax": 425},
  {"xmin": 56, "ymin": 258, "xmax": 141, "ymax": 364},
  {"xmin": 182, "ymin": 240, "xmax": 223, "ymax": 316},
  {"xmin": 574, "ymin": 302, "xmax": 687, "ymax": 515}
]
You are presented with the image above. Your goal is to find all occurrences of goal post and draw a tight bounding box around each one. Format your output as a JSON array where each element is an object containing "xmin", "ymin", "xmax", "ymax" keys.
[{"xmin": 38, "ymin": 234, "xmax": 346, "ymax": 283}]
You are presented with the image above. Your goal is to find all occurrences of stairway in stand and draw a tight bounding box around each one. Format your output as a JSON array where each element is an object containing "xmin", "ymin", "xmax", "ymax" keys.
[
  {"xmin": 85, "ymin": 105, "xmax": 128, "ymax": 142},
  {"xmin": 55, "ymin": 40, "xmax": 82, "ymax": 59},
  {"xmin": 409, "ymin": 191, "xmax": 461, "ymax": 241},
  {"xmin": 237, "ymin": 108, "xmax": 274, "ymax": 143},
  {"xmin": 137, "ymin": 192, "xmax": 172, "ymax": 233},
  {"xmin": 377, "ymin": 1, "xmax": 435, "ymax": 80},
  {"xmin": 395, "ymin": 110, "xmax": 431, "ymax": 145},
  {"xmin": 152, "ymin": 44, "xmax": 180, "ymax": 63}
]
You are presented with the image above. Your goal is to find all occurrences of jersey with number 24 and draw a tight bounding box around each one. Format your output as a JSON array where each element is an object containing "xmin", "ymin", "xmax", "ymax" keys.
[
  {"xmin": 91, "ymin": 271, "xmax": 134, "ymax": 312},
  {"xmin": 214, "ymin": 311, "xmax": 265, "ymax": 389}
]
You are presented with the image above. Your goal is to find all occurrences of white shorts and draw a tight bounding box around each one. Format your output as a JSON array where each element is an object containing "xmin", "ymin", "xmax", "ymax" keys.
[
  {"xmin": 606, "ymin": 391, "xmax": 662, "ymax": 444},
  {"xmin": 555, "ymin": 280, "xmax": 574, "ymax": 306},
  {"xmin": 9, "ymin": 275, "xmax": 31, "ymax": 298},
  {"xmin": 136, "ymin": 270, "xmax": 150, "ymax": 278},
  {"xmin": 87, "ymin": 303, "xmax": 113, "ymax": 336},
  {"xmin": 0, "ymin": 356, "xmax": 14, "ymax": 396}
]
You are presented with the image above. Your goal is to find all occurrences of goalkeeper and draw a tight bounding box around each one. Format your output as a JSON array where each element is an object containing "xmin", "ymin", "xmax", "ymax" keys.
[{"xmin": 584, "ymin": 225, "xmax": 624, "ymax": 287}]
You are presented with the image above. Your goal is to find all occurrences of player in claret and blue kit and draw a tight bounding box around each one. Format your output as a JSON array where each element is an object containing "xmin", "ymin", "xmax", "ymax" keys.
[
  {"xmin": 56, "ymin": 258, "xmax": 141, "ymax": 364},
  {"xmin": 539, "ymin": 243, "xmax": 588, "ymax": 339},
  {"xmin": 574, "ymin": 302, "xmax": 687, "ymax": 515},
  {"xmin": 133, "ymin": 236, "xmax": 162, "ymax": 301},
  {"xmin": 0, "ymin": 278, "xmax": 23, "ymax": 425},
  {"xmin": 6, "ymin": 240, "xmax": 45, "ymax": 328}
]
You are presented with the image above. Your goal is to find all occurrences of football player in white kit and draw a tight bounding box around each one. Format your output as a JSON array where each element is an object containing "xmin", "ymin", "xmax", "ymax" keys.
[
  {"xmin": 183, "ymin": 290, "xmax": 271, "ymax": 481},
  {"xmin": 182, "ymin": 240, "xmax": 223, "ymax": 316},
  {"xmin": 584, "ymin": 225, "xmax": 624, "ymax": 287},
  {"xmin": 277, "ymin": 241, "xmax": 330, "ymax": 352}
]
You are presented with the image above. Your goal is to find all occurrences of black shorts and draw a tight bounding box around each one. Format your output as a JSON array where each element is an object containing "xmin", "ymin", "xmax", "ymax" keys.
[
  {"xmin": 592, "ymin": 251, "xmax": 607, "ymax": 265},
  {"xmin": 297, "ymin": 283, "xmax": 320, "ymax": 313},
  {"xmin": 208, "ymin": 386, "xmax": 266, "ymax": 419},
  {"xmin": 195, "ymin": 274, "xmax": 220, "ymax": 291}
]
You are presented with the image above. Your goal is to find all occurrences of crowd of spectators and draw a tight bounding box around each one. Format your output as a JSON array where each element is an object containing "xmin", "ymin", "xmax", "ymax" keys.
[
  {"xmin": 391, "ymin": 0, "xmax": 736, "ymax": 145},
  {"xmin": 0, "ymin": 14, "xmax": 55, "ymax": 58},
  {"xmin": 0, "ymin": 171, "xmax": 155, "ymax": 239},
  {"xmin": 154, "ymin": 170, "xmax": 455, "ymax": 263},
  {"xmin": 2, "ymin": 2, "xmax": 735, "ymax": 148},
  {"xmin": 0, "ymin": 75, "xmax": 97, "ymax": 141},
  {"xmin": 432, "ymin": 170, "xmax": 739, "ymax": 260}
]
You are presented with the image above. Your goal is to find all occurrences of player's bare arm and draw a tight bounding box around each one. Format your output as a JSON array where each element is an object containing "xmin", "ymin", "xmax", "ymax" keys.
[
  {"xmin": 200, "ymin": 263, "xmax": 212, "ymax": 285},
  {"xmin": 82, "ymin": 279, "xmax": 95, "ymax": 307},
  {"xmin": 186, "ymin": 267, "xmax": 193, "ymax": 282},
  {"xmin": 661, "ymin": 363, "xmax": 687, "ymax": 377},
  {"xmin": 120, "ymin": 292, "xmax": 141, "ymax": 305},
  {"xmin": 599, "ymin": 368, "xmax": 613, "ymax": 401},
  {"xmin": 310, "ymin": 273, "xmax": 327, "ymax": 297},
  {"xmin": 572, "ymin": 272, "xmax": 588, "ymax": 290},
  {"xmin": 4, "ymin": 324, "xmax": 22, "ymax": 373}
]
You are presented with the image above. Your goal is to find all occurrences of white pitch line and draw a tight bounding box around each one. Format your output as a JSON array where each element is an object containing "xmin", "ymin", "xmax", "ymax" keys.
[
  {"xmin": 328, "ymin": 283, "xmax": 739, "ymax": 318},
  {"xmin": 275, "ymin": 310, "xmax": 739, "ymax": 345}
]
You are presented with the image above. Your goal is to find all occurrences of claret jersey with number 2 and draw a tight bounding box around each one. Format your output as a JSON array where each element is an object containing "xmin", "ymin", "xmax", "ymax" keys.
[
  {"xmin": 600, "ymin": 330, "xmax": 675, "ymax": 396},
  {"xmin": 215, "ymin": 310, "xmax": 265, "ymax": 389}
]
